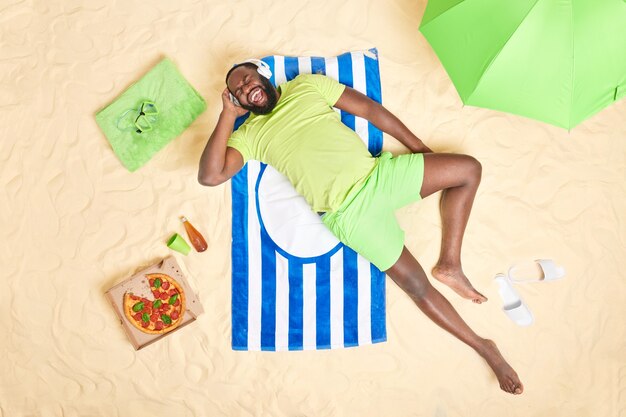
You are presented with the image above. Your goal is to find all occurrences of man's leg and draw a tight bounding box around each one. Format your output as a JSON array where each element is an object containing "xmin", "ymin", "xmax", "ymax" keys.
[
  {"xmin": 420, "ymin": 153, "xmax": 487, "ymax": 303},
  {"xmin": 386, "ymin": 247, "xmax": 523, "ymax": 394}
]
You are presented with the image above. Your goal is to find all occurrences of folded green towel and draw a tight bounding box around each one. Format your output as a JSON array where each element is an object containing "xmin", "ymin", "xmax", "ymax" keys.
[{"xmin": 95, "ymin": 58, "xmax": 206, "ymax": 172}]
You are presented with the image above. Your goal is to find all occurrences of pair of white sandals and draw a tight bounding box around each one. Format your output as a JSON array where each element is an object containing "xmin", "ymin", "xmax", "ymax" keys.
[{"xmin": 494, "ymin": 259, "xmax": 565, "ymax": 326}]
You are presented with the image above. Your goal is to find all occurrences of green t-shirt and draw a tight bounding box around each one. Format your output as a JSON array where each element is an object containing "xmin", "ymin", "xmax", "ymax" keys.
[{"xmin": 227, "ymin": 74, "xmax": 377, "ymax": 212}]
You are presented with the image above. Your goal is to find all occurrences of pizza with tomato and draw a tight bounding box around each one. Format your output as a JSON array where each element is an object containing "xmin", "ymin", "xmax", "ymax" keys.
[{"xmin": 123, "ymin": 273, "xmax": 186, "ymax": 334}]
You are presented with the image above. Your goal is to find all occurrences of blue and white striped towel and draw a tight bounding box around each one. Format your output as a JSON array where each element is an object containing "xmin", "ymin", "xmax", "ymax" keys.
[{"xmin": 231, "ymin": 48, "xmax": 386, "ymax": 351}]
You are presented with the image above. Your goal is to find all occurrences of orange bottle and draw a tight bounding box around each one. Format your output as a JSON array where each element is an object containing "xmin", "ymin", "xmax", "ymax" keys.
[{"xmin": 181, "ymin": 216, "xmax": 208, "ymax": 252}]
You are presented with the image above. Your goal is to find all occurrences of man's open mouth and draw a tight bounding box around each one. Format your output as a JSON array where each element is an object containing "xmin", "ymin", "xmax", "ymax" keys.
[{"xmin": 248, "ymin": 87, "xmax": 265, "ymax": 105}]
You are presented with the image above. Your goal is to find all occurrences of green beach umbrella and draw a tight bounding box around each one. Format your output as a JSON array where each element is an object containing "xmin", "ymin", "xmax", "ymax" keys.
[{"xmin": 419, "ymin": 0, "xmax": 626, "ymax": 129}]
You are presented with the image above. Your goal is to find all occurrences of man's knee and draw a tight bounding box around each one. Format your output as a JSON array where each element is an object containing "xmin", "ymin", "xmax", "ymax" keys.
[
  {"xmin": 463, "ymin": 155, "xmax": 482, "ymax": 184},
  {"xmin": 389, "ymin": 269, "xmax": 431, "ymax": 300},
  {"xmin": 386, "ymin": 247, "xmax": 432, "ymax": 300}
]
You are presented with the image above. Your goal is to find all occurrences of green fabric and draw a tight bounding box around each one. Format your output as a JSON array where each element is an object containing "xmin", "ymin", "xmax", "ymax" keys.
[
  {"xmin": 322, "ymin": 152, "xmax": 425, "ymax": 271},
  {"xmin": 96, "ymin": 58, "xmax": 206, "ymax": 171},
  {"xmin": 419, "ymin": 0, "xmax": 626, "ymax": 129},
  {"xmin": 227, "ymin": 74, "xmax": 377, "ymax": 213}
]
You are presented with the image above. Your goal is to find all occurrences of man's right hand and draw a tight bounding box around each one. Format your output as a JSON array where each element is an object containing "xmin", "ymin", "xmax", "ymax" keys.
[
  {"xmin": 197, "ymin": 89, "xmax": 247, "ymax": 186},
  {"xmin": 221, "ymin": 88, "xmax": 249, "ymax": 118}
]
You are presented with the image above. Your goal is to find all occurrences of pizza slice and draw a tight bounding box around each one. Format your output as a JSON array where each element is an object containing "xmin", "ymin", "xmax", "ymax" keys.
[{"xmin": 123, "ymin": 273, "xmax": 186, "ymax": 334}]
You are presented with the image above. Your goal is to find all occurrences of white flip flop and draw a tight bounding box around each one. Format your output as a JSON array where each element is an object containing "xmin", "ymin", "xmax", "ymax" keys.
[
  {"xmin": 494, "ymin": 273, "xmax": 534, "ymax": 326},
  {"xmin": 508, "ymin": 259, "xmax": 566, "ymax": 283}
]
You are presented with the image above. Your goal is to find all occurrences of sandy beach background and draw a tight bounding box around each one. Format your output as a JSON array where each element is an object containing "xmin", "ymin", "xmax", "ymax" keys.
[{"xmin": 1, "ymin": 0, "xmax": 625, "ymax": 416}]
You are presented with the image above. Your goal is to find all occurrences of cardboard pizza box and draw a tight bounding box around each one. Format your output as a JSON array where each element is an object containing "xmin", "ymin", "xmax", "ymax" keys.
[{"xmin": 106, "ymin": 256, "xmax": 204, "ymax": 350}]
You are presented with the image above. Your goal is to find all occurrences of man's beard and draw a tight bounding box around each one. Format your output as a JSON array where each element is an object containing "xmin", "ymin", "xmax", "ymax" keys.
[{"xmin": 241, "ymin": 76, "xmax": 279, "ymax": 115}]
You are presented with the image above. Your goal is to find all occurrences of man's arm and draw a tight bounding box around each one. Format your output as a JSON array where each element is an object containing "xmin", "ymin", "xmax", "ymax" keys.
[
  {"xmin": 198, "ymin": 88, "xmax": 248, "ymax": 187},
  {"xmin": 334, "ymin": 86, "xmax": 432, "ymax": 153}
]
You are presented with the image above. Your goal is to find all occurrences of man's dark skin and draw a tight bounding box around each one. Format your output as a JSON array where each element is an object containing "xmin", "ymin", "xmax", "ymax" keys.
[{"xmin": 198, "ymin": 65, "xmax": 524, "ymax": 394}]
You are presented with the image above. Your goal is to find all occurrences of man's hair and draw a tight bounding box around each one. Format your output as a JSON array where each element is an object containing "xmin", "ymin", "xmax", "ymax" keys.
[{"xmin": 225, "ymin": 62, "xmax": 259, "ymax": 86}]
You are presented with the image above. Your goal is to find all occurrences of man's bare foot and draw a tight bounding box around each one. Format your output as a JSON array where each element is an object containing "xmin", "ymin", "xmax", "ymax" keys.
[
  {"xmin": 478, "ymin": 339, "xmax": 524, "ymax": 395},
  {"xmin": 432, "ymin": 263, "xmax": 488, "ymax": 303}
]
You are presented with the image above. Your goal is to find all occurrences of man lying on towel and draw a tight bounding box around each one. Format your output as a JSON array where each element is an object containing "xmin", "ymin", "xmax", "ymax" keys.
[{"xmin": 198, "ymin": 59, "xmax": 523, "ymax": 395}]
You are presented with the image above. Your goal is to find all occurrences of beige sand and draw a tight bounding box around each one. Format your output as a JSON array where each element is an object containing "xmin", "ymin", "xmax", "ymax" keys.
[{"xmin": 1, "ymin": 0, "xmax": 625, "ymax": 416}]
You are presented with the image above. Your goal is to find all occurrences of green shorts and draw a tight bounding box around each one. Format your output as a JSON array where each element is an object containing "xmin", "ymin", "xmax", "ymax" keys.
[{"xmin": 322, "ymin": 151, "xmax": 425, "ymax": 271}]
